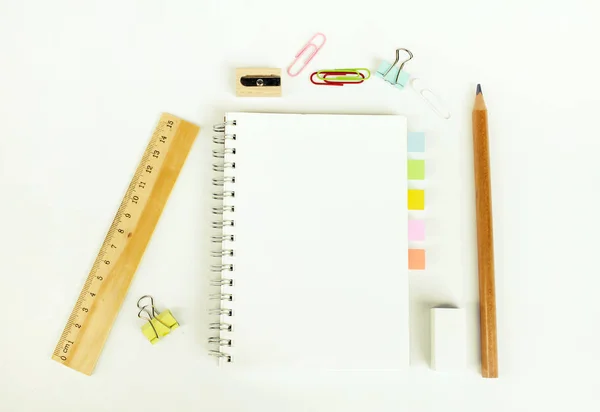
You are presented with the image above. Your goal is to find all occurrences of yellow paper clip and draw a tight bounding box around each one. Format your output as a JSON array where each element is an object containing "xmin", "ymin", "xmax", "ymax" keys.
[{"xmin": 137, "ymin": 295, "xmax": 179, "ymax": 344}]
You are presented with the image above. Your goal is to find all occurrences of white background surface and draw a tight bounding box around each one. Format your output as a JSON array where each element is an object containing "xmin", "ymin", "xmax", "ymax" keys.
[{"xmin": 1, "ymin": 0, "xmax": 599, "ymax": 411}]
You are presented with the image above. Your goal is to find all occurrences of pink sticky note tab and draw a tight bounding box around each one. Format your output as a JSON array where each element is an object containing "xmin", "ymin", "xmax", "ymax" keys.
[{"xmin": 408, "ymin": 220, "xmax": 425, "ymax": 241}]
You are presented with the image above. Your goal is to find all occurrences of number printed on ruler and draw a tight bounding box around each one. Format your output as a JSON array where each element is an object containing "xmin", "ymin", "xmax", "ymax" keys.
[{"xmin": 53, "ymin": 117, "xmax": 179, "ymax": 364}]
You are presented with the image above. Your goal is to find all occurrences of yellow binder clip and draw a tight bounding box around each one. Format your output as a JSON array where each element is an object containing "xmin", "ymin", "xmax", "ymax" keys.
[{"xmin": 137, "ymin": 295, "xmax": 179, "ymax": 344}]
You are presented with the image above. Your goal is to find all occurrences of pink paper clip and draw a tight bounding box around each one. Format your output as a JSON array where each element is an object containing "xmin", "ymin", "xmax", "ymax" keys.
[{"xmin": 287, "ymin": 33, "xmax": 327, "ymax": 77}]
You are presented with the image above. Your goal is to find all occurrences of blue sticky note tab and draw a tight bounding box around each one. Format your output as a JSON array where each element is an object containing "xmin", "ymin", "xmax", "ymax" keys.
[
  {"xmin": 408, "ymin": 132, "xmax": 425, "ymax": 152},
  {"xmin": 376, "ymin": 61, "xmax": 410, "ymax": 88}
]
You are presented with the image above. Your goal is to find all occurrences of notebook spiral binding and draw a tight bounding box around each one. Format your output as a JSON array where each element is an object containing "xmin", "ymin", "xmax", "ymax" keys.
[{"xmin": 209, "ymin": 119, "xmax": 237, "ymax": 363}]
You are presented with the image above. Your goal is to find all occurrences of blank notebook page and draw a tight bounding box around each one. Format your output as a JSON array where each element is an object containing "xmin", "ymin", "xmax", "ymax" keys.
[{"xmin": 223, "ymin": 112, "xmax": 408, "ymax": 371}]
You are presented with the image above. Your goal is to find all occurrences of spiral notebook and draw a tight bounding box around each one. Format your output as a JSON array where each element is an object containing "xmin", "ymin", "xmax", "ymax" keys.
[{"xmin": 210, "ymin": 112, "xmax": 409, "ymax": 371}]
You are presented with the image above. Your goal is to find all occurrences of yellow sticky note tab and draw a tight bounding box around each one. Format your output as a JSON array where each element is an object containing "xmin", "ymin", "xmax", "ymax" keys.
[
  {"xmin": 141, "ymin": 310, "xmax": 179, "ymax": 344},
  {"xmin": 408, "ymin": 190, "xmax": 425, "ymax": 210}
]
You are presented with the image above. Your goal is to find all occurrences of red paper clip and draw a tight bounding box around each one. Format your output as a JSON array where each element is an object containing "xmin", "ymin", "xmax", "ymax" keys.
[
  {"xmin": 310, "ymin": 71, "xmax": 366, "ymax": 86},
  {"xmin": 287, "ymin": 33, "xmax": 327, "ymax": 77}
]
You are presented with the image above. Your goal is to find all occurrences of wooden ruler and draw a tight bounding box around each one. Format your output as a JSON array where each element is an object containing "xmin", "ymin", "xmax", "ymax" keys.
[{"xmin": 52, "ymin": 113, "xmax": 199, "ymax": 375}]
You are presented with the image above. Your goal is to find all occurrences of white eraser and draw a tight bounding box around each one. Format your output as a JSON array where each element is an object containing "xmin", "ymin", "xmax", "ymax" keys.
[{"xmin": 430, "ymin": 308, "xmax": 466, "ymax": 372}]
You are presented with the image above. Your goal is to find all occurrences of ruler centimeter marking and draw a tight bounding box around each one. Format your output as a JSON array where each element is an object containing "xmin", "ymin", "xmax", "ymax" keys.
[{"xmin": 52, "ymin": 113, "xmax": 199, "ymax": 375}]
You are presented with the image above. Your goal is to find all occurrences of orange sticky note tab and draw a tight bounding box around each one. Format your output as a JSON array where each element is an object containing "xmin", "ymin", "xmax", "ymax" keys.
[
  {"xmin": 408, "ymin": 190, "xmax": 425, "ymax": 210},
  {"xmin": 408, "ymin": 249, "xmax": 426, "ymax": 270}
]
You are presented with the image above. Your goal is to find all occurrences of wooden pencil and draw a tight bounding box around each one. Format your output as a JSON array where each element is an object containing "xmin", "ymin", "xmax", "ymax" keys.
[{"xmin": 472, "ymin": 84, "xmax": 499, "ymax": 378}]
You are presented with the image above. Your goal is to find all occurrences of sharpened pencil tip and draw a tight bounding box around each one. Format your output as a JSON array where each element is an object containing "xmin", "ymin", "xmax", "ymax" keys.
[{"xmin": 476, "ymin": 84, "xmax": 482, "ymax": 95}]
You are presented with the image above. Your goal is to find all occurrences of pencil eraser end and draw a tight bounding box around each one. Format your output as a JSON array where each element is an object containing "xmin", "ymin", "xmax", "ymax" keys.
[{"xmin": 430, "ymin": 308, "xmax": 466, "ymax": 372}]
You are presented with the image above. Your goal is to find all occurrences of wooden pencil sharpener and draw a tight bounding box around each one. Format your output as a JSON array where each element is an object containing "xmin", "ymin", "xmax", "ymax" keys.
[{"xmin": 236, "ymin": 68, "xmax": 281, "ymax": 97}]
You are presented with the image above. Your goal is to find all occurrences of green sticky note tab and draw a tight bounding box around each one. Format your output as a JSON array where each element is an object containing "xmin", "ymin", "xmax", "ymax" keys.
[{"xmin": 408, "ymin": 160, "xmax": 425, "ymax": 180}]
